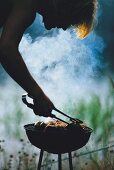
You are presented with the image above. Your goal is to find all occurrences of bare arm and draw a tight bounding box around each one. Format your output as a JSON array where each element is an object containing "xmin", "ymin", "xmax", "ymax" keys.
[{"xmin": 0, "ymin": 1, "xmax": 54, "ymax": 116}]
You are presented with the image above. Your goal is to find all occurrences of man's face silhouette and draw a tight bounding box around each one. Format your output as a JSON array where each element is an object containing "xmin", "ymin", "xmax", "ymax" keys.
[{"xmin": 42, "ymin": 11, "xmax": 71, "ymax": 30}]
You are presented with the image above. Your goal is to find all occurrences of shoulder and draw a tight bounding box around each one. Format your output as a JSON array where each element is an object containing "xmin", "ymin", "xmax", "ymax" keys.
[
  {"xmin": 13, "ymin": 0, "xmax": 38, "ymax": 11},
  {"xmin": 12, "ymin": 0, "xmax": 37, "ymax": 24}
]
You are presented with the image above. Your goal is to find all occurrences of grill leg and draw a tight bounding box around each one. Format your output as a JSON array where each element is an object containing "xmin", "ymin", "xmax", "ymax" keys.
[
  {"xmin": 68, "ymin": 152, "xmax": 73, "ymax": 170},
  {"xmin": 37, "ymin": 149, "xmax": 44, "ymax": 170},
  {"xmin": 58, "ymin": 154, "xmax": 62, "ymax": 170}
]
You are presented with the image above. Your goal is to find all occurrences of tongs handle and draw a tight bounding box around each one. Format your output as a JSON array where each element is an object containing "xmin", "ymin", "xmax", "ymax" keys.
[
  {"xmin": 22, "ymin": 94, "xmax": 82, "ymax": 124},
  {"xmin": 53, "ymin": 107, "xmax": 83, "ymax": 124},
  {"xmin": 22, "ymin": 93, "xmax": 34, "ymax": 109},
  {"xmin": 22, "ymin": 94, "xmax": 61, "ymax": 120},
  {"xmin": 22, "ymin": 93, "xmax": 54, "ymax": 114}
]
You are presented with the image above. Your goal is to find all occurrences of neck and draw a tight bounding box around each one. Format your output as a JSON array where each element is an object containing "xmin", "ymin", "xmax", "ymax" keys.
[
  {"xmin": 36, "ymin": 0, "xmax": 46, "ymax": 14},
  {"xmin": 37, "ymin": 0, "xmax": 54, "ymax": 15}
]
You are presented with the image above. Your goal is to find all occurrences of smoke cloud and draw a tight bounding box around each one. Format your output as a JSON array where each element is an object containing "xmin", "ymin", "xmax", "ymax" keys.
[{"xmin": 19, "ymin": 14, "xmax": 105, "ymax": 107}]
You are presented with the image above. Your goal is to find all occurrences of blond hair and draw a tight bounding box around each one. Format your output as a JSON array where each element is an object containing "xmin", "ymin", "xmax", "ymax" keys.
[
  {"xmin": 75, "ymin": 0, "xmax": 97, "ymax": 39},
  {"xmin": 53, "ymin": 0, "xmax": 97, "ymax": 38},
  {"xmin": 76, "ymin": 22, "xmax": 94, "ymax": 39}
]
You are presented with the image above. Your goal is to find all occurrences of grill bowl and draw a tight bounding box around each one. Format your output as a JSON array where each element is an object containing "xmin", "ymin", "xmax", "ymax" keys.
[{"xmin": 24, "ymin": 123, "xmax": 92, "ymax": 154}]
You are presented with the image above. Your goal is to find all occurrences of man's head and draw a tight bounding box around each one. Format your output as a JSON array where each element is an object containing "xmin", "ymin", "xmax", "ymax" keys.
[{"xmin": 38, "ymin": 0, "xmax": 97, "ymax": 38}]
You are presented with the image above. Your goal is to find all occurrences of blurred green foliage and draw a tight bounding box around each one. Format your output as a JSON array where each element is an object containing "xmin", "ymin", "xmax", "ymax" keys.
[{"xmin": 65, "ymin": 81, "xmax": 114, "ymax": 147}]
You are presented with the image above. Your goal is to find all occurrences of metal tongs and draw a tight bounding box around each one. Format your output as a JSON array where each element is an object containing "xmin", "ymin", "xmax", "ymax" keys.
[{"xmin": 22, "ymin": 94, "xmax": 83, "ymax": 125}]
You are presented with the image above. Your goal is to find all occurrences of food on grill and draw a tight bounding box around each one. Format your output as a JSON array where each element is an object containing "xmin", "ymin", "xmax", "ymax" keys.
[
  {"xmin": 34, "ymin": 121, "xmax": 46, "ymax": 129},
  {"xmin": 34, "ymin": 120, "xmax": 87, "ymax": 133},
  {"xmin": 46, "ymin": 120, "xmax": 67, "ymax": 128},
  {"xmin": 34, "ymin": 120, "xmax": 67, "ymax": 132}
]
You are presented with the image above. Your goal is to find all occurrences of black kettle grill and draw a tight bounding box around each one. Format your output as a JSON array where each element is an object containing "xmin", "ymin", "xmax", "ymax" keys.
[{"xmin": 22, "ymin": 94, "xmax": 93, "ymax": 170}]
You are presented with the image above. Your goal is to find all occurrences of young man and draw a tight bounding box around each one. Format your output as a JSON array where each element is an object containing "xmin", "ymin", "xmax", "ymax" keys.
[{"xmin": 0, "ymin": 0, "xmax": 97, "ymax": 116}]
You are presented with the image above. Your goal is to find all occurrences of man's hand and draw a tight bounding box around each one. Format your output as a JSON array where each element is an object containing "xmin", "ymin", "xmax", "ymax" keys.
[{"xmin": 33, "ymin": 94, "xmax": 54, "ymax": 117}]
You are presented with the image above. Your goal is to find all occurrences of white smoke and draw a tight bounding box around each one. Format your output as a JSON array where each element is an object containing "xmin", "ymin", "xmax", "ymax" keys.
[{"xmin": 19, "ymin": 15, "xmax": 105, "ymax": 107}]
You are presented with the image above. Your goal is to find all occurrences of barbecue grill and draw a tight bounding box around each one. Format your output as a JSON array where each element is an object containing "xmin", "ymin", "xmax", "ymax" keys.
[{"xmin": 22, "ymin": 94, "xmax": 93, "ymax": 170}]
